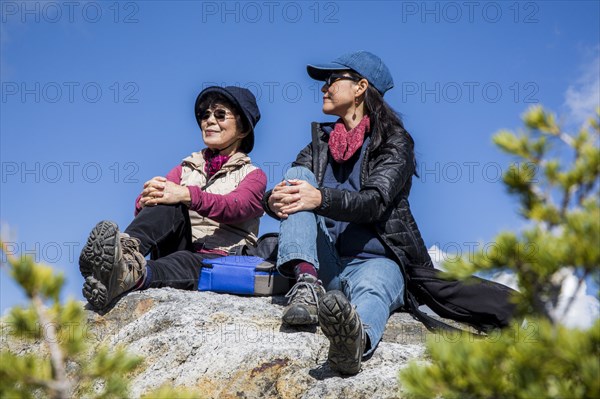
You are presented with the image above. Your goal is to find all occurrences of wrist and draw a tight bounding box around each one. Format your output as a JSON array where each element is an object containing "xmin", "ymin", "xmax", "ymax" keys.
[
  {"xmin": 316, "ymin": 187, "xmax": 323, "ymax": 208},
  {"xmin": 315, "ymin": 187, "xmax": 326, "ymax": 211},
  {"xmin": 265, "ymin": 191, "xmax": 276, "ymax": 213}
]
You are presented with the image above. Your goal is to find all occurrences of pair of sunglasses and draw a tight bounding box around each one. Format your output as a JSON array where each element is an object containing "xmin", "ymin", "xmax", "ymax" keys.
[
  {"xmin": 325, "ymin": 73, "xmax": 362, "ymax": 87},
  {"xmin": 200, "ymin": 108, "xmax": 235, "ymax": 122}
]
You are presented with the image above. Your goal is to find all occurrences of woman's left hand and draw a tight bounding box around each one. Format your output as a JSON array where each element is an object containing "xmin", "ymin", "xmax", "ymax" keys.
[
  {"xmin": 144, "ymin": 181, "xmax": 191, "ymax": 206},
  {"xmin": 278, "ymin": 179, "xmax": 322, "ymax": 215}
]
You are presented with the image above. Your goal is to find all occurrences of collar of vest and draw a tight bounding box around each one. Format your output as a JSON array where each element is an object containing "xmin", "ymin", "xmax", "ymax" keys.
[{"xmin": 182, "ymin": 150, "xmax": 251, "ymax": 171}]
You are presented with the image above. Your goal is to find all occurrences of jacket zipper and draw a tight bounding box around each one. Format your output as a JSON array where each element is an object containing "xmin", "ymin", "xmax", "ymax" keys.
[{"xmin": 201, "ymin": 160, "xmax": 247, "ymax": 191}]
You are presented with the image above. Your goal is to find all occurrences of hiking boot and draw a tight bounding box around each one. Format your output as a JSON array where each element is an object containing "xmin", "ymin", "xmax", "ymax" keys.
[
  {"xmin": 318, "ymin": 290, "xmax": 366, "ymax": 375},
  {"xmin": 80, "ymin": 221, "xmax": 146, "ymax": 309},
  {"xmin": 282, "ymin": 273, "xmax": 325, "ymax": 326}
]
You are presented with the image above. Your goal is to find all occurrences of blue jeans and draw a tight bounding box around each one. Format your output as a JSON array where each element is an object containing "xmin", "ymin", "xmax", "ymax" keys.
[{"xmin": 277, "ymin": 166, "xmax": 405, "ymax": 356}]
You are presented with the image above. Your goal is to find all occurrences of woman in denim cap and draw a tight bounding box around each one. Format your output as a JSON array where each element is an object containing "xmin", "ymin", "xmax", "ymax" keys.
[{"xmin": 262, "ymin": 51, "xmax": 433, "ymax": 374}]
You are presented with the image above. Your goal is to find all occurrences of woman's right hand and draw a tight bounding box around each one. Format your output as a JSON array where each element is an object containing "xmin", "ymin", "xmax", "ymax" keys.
[{"xmin": 139, "ymin": 176, "xmax": 167, "ymax": 208}]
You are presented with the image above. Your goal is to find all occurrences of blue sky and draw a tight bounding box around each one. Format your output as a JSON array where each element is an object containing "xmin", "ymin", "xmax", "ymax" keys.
[{"xmin": 1, "ymin": 1, "xmax": 599, "ymax": 323}]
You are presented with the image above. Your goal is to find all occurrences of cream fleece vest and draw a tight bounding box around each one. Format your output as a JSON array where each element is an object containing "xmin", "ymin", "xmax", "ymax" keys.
[{"xmin": 179, "ymin": 150, "xmax": 259, "ymax": 253}]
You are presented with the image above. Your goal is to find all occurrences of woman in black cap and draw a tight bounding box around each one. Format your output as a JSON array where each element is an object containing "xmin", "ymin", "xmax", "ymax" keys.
[
  {"xmin": 263, "ymin": 51, "xmax": 432, "ymax": 374},
  {"xmin": 80, "ymin": 86, "xmax": 266, "ymax": 310}
]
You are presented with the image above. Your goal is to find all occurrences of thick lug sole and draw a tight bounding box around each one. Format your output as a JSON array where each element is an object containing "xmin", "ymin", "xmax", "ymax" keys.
[
  {"xmin": 318, "ymin": 290, "xmax": 363, "ymax": 375},
  {"xmin": 82, "ymin": 275, "xmax": 108, "ymax": 309},
  {"xmin": 79, "ymin": 221, "xmax": 121, "ymax": 309}
]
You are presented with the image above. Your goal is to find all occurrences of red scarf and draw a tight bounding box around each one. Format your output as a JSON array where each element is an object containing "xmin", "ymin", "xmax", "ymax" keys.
[
  {"xmin": 328, "ymin": 115, "xmax": 371, "ymax": 163},
  {"xmin": 204, "ymin": 148, "xmax": 230, "ymax": 179}
]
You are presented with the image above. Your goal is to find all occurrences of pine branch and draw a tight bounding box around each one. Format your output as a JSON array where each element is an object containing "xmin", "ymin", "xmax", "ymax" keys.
[
  {"xmin": 558, "ymin": 132, "xmax": 575, "ymax": 147},
  {"xmin": 1, "ymin": 241, "xmax": 71, "ymax": 399},
  {"xmin": 21, "ymin": 374, "xmax": 62, "ymax": 396},
  {"xmin": 559, "ymin": 185, "xmax": 574, "ymax": 219},
  {"xmin": 31, "ymin": 296, "xmax": 71, "ymax": 399},
  {"xmin": 578, "ymin": 182, "xmax": 596, "ymax": 206}
]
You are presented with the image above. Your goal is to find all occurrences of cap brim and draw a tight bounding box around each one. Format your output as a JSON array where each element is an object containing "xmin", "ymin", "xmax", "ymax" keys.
[{"xmin": 306, "ymin": 62, "xmax": 351, "ymax": 81}]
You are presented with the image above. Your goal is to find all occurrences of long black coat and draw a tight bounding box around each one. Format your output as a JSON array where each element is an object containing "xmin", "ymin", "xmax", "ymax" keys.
[{"xmin": 263, "ymin": 123, "xmax": 518, "ymax": 331}]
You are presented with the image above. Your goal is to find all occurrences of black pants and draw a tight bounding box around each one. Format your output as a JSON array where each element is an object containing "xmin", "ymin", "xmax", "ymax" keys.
[{"xmin": 124, "ymin": 204, "xmax": 220, "ymax": 290}]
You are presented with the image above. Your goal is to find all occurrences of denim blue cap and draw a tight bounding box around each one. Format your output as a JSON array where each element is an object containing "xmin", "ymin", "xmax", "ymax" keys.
[{"xmin": 307, "ymin": 51, "xmax": 394, "ymax": 95}]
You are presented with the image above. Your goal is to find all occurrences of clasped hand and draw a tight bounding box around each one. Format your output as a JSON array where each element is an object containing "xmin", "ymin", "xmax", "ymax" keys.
[
  {"xmin": 139, "ymin": 177, "xmax": 190, "ymax": 208},
  {"xmin": 268, "ymin": 179, "xmax": 322, "ymax": 219}
]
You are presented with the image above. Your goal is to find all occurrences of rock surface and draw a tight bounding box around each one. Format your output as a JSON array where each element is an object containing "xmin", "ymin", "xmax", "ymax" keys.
[{"xmin": 7, "ymin": 288, "xmax": 434, "ymax": 398}]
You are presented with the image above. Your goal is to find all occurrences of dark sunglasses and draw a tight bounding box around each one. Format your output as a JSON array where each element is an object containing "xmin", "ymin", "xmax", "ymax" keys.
[
  {"xmin": 325, "ymin": 73, "xmax": 362, "ymax": 87},
  {"xmin": 200, "ymin": 108, "xmax": 235, "ymax": 122}
]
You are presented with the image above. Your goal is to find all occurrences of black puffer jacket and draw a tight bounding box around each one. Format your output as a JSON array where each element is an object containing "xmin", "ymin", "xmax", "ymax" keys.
[{"xmin": 262, "ymin": 122, "xmax": 433, "ymax": 272}]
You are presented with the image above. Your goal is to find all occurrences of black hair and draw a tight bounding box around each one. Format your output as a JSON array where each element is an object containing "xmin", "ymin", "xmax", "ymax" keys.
[
  {"xmin": 195, "ymin": 92, "xmax": 253, "ymax": 154},
  {"xmin": 347, "ymin": 71, "xmax": 418, "ymax": 177}
]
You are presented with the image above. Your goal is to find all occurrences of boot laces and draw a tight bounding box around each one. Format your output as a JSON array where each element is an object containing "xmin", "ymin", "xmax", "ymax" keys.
[
  {"xmin": 286, "ymin": 275, "xmax": 322, "ymax": 309},
  {"xmin": 120, "ymin": 236, "xmax": 145, "ymax": 274}
]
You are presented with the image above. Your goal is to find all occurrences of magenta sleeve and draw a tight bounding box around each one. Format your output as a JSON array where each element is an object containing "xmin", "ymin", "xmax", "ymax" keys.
[
  {"xmin": 165, "ymin": 165, "xmax": 183, "ymax": 185},
  {"xmin": 134, "ymin": 193, "xmax": 143, "ymax": 215},
  {"xmin": 187, "ymin": 169, "xmax": 267, "ymax": 224},
  {"xmin": 134, "ymin": 165, "xmax": 183, "ymax": 215}
]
